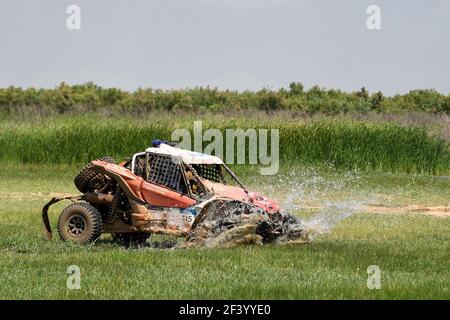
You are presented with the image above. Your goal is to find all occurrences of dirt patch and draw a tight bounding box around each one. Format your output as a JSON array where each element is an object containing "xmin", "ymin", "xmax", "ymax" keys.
[
  {"xmin": 363, "ymin": 204, "xmax": 450, "ymax": 218},
  {"xmin": 299, "ymin": 203, "xmax": 450, "ymax": 218}
]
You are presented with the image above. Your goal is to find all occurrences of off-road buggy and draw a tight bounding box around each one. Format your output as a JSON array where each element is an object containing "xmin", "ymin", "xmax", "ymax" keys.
[{"xmin": 42, "ymin": 140, "xmax": 305, "ymax": 247}]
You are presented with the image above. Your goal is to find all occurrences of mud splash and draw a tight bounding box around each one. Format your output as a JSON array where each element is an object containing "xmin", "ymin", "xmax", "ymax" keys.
[
  {"xmin": 269, "ymin": 168, "xmax": 365, "ymax": 242},
  {"xmin": 174, "ymin": 168, "xmax": 365, "ymax": 248},
  {"xmin": 288, "ymin": 200, "xmax": 363, "ymax": 241}
]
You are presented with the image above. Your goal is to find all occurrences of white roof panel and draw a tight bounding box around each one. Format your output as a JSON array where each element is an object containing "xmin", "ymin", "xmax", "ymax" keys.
[{"xmin": 145, "ymin": 143, "xmax": 224, "ymax": 165}]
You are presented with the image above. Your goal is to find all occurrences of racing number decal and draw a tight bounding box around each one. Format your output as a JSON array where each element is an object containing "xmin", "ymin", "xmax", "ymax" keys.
[{"xmin": 182, "ymin": 214, "xmax": 193, "ymax": 223}]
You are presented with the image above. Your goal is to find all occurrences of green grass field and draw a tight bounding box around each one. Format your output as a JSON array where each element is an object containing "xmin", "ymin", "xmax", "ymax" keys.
[{"xmin": 1, "ymin": 164, "xmax": 449, "ymax": 299}]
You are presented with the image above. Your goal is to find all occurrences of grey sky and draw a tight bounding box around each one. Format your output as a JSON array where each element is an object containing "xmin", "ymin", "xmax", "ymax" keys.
[{"xmin": 0, "ymin": 0, "xmax": 449, "ymax": 95}]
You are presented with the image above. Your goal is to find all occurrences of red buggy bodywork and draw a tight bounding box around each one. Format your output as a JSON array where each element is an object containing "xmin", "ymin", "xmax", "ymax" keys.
[{"xmin": 96, "ymin": 161, "xmax": 197, "ymax": 209}]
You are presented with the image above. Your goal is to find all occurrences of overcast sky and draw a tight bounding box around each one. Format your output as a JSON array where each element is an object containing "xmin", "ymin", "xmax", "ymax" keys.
[{"xmin": 0, "ymin": 0, "xmax": 449, "ymax": 95}]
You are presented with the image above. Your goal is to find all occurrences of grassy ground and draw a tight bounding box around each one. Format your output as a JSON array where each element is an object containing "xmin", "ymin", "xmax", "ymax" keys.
[{"xmin": 0, "ymin": 164, "xmax": 449, "ymax": 299}]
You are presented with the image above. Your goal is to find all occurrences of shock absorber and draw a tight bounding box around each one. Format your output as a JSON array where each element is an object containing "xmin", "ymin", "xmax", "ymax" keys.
[{"xmin": 105, "ymin": 185, "xmax": 122, "ymax": 223}]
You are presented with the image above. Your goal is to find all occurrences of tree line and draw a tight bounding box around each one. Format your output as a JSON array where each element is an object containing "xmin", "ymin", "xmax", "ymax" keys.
[{"xmin": 1, "ymin": 82, "xmax": 449, "ymax": 115}]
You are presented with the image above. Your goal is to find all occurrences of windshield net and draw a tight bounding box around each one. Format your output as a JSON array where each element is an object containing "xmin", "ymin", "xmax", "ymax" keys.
[
  {"xmin": 147, "ymin": 154, "xmax": 187, "ymax": 193},
  {"xmin": 191, "ymin": 164, "xmax": 223, "ymax": 183}
]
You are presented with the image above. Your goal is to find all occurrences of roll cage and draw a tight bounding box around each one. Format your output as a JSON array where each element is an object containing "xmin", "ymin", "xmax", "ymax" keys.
[{"xmin": 129, "ymin": 151, "xmax": 247, "ymax": 200}]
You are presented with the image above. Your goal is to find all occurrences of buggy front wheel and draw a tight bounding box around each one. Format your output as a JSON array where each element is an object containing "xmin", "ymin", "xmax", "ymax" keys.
[{"xmin": 57, "ymin": 202, "xmax": 103, "ymax": 245}]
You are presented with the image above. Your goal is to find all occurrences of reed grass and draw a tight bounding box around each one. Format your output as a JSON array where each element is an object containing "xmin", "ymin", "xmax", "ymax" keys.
[{"xmin": 0, "ymin": 115, "xmax": 448, "ymax": 174}]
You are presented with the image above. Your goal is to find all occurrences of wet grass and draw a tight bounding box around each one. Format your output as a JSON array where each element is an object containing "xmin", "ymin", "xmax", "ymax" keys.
[{"xmin": 0, "ymin": 165, "xmax": 449, "ymax": 299}]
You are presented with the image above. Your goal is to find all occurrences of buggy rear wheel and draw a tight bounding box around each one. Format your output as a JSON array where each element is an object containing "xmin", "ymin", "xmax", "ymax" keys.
[
  {"xmin": 57, "ymin": 202, "xmax": 102, "ymax": 245},
  {"xmin": 74, "ymin": 156, "xmax": 116, "ymax": 193}
]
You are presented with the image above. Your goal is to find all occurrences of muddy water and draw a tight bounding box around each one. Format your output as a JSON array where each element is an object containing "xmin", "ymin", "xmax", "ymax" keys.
[
  {"xmin": 262, "ymin": 168, "xmax": 366, "ymax": 242},
  {"xmin": 172, "ymin": 169, "xmax": 367, "ymax": 248}
]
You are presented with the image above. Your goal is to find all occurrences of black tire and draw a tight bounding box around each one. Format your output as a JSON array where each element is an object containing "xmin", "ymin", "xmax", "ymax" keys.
[
  {"xmin": 112, "ymin": 232, "xmax": 150, "ymax": 247},
  {"xmin": 74, "ymin": 156, "xmax": 116, "ymax": 193},
  {"xmin": 57, "ymin": 202, "xmax": 103, "ymax": 245}
]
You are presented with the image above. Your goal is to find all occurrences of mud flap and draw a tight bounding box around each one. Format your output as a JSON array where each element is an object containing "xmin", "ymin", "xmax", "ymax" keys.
[{"xmin": 41, "ymin": 195, "xmax": 82, "ymax": 240}]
